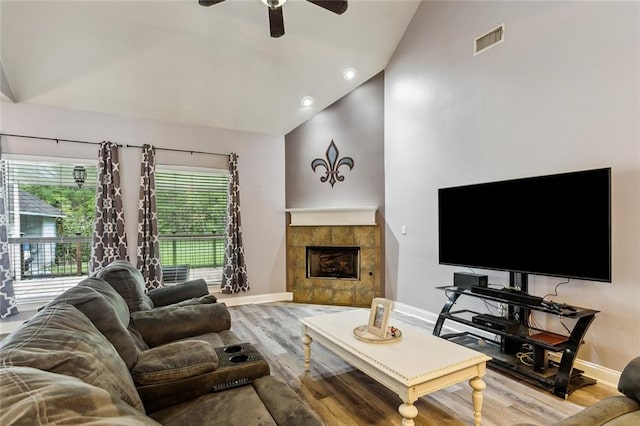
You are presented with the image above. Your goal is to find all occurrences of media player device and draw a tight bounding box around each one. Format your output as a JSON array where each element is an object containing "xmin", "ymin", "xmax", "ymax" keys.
[
  {"xmin": 471, "ymin": 314, "xmax": 519, "ymax": 333},
  {"xmin": 453, "ymin": 272, "xmax": 488, "ymax": 289}
]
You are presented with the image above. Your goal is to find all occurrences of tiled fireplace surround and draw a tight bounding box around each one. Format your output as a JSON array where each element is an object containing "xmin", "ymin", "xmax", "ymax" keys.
[{"xmin": 286, "ymin": 208, "xmax": 383, "ymax": 307}]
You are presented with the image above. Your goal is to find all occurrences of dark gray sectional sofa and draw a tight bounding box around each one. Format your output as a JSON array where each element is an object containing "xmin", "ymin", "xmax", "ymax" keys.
[{"xmin": 0, "ymin": 260, "xmax": 323, "ymax": 425}]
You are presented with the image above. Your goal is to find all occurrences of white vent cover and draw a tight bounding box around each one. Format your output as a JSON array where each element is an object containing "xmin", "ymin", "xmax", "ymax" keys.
[{"xmin": 474, "ymin": 23, "xmax": 505, "ymax": 55}]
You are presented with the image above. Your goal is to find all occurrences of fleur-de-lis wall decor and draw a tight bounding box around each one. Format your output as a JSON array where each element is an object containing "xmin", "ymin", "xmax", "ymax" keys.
[{"xmin": 311, "ymin": 140, "xmax": 354, "ymax": 187}]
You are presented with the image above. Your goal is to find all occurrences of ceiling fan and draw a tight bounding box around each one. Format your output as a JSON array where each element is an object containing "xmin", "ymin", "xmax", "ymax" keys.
[{"xmin": 198, "ymin": 0, "xmax": 348, "ymax": 38}]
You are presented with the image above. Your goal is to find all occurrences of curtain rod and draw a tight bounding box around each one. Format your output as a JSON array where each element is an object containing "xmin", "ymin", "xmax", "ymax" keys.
[
  {"xmin": 124, "ymin": 144, "xmax": 230, "ymax": 157},
  {"xmin": 0, "ymin": 132, "xmax": 117, "ymax": 147},
  {"xmin": 0, "ymin": 133, "xmax": 230, "ymax": 157}
]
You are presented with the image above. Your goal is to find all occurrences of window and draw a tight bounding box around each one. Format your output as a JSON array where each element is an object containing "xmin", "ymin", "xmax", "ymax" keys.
[
  {"xmin": 1, "ymin": 158, "xmax": 97, "ymax": 304},
  {"xmin": 155, "ymin": 167, "xmax": 228, "ymax": 284}
]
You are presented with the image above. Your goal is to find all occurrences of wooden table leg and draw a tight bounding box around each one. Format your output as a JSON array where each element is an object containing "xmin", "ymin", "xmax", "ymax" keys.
[
  {"xmin": 302, "ymin": 333, "xmax": 313, "ymax": 372},
  {"xmin": 469, "ymin": 376, "xmax": 486, "ymax": 426},
  {"xmin": 398, "ymin": 402, "xmax": 418, "ymax": 426}
]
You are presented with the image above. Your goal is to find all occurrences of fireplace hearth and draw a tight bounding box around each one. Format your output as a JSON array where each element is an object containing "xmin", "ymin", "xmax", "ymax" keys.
[{"xmin": 307, "ymin": 246, "xmax": 360, "ymax": 280}]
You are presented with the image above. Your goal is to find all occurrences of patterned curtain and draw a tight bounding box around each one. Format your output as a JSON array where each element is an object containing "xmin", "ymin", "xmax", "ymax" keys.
[
  {"xmin": 221, "ymin": 153, "xmax": 249, "ymax": 293},
  {"xmin": 136, "ymin": 144, "xmax": 162, "ymax": 290},
  {"xmin": 90, "ymin": 141, "xmax": 128, "ymax": 273},
  {"xmin": 0, "ymin": 160, "xmax": 19, "ymax": 318}
]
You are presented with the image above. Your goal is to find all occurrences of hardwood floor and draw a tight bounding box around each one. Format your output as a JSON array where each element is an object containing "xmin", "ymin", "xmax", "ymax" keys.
[{"xmin": 228, "ymin": 302, "xmax": 618, "ymax": 426}]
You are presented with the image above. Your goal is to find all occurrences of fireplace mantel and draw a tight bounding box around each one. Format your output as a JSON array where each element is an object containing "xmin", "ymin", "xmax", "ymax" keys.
[{"xmin": 286, "ymin": 207, "xmax": 377, "ymax": 226}]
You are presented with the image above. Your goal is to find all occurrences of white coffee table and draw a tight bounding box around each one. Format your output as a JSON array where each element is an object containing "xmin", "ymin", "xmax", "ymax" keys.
[{"xmin": 300, "ymin": 309, "xmax": 491, "ymax": 425}]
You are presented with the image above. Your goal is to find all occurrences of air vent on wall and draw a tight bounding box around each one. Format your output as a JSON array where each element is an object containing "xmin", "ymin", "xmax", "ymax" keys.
[{"xmin": 474, "ymin": 23, "xmax": 505, "ymax": 55}]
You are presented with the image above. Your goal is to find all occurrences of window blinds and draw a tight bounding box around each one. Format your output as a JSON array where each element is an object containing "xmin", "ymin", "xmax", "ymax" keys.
[{"xmin": 155, "ymin": 168, "xmax": 228, "ymax": 284}]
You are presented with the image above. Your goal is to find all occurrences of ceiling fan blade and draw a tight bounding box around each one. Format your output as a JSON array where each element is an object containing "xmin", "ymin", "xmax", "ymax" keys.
[
  {"xmin": 198, "ymin": 0, "xmax": 225, "ymax": 7},
  {"xmin": 268, "ymin": 7, "xmax": 285, "ymax": 38},
  {"xmin": 306, "ymin": 0, "xmax": 348, "ymax": 15}
]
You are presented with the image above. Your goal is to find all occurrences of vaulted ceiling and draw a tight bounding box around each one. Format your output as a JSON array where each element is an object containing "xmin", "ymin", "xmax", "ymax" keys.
[{"xmin": 1, "ymin": 0, "xmax": 420, "ymax": 135}]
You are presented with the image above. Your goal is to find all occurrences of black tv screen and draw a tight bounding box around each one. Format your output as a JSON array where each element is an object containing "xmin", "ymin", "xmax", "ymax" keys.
[{"xmin": 438, "ymin": 168, "xmax": 611, "ymax": 282}]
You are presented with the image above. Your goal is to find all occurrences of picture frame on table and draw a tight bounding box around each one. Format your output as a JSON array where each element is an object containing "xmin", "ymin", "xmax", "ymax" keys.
[{"xmin": 367, "ymin": 298, "xmax": 393, "ymax": 338}]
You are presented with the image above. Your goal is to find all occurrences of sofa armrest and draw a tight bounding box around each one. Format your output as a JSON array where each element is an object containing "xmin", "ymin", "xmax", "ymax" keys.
[
  {"xmin": 132, "ymin": 340, "xmax": 219, "ymax": 386},
  {"xmin": 130, "ymin": 303, "xmax": 231, "ymax": 347},
  {"xmin": 552, "ymin": 396, "xmax": 640, "ymax": 426},
  {"xmin": 147, "ymin": 279, "xmax": 210, "ymax": 307},
  {"xmin": 618, "ymin": 356, "xmax": 640, "ymax": 401}
]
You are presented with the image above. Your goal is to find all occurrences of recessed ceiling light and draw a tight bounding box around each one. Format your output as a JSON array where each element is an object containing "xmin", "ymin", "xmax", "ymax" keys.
[
  {"xmin": 343, "ymin": 67, "xmax": 356, "ymax": 80},
  {"xmin": 301, "ymin": 96, "xmax": 314, "ymax": 107}
]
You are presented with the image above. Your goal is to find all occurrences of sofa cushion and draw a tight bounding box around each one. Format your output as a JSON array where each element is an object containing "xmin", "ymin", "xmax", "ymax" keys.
[
  {"xmin": 132, "ymin": 340, "xmax": 219, "ymax": 385},
  {"xmin": 129, "ymin": 324, "xmax": 151, "ymax": 352},
  {"xmin": 169, "ymin": 293, "xmax": 218, "ymax": 307},
  {"xmin": 175, "ymin": 329, "xmax": 242, "ymax": 348},
  {"xmin": 46, "ymin": 277, "xmax": 138, "ymax": 369},
  {"xmin": 148, "ymin": 376, "xmax": 324, "ymax": 426},
  {"xmin": 147, "ymin": 278, "xmax": 212, "ymax": 307},
  {"xmin": 149, "ymin": 382, "xmax": 278, "ymax": 426},
  {"xmin": 0, "ymin": 366, "xmax": 158, "ymax": 425},
  {"xmin": 618, "ymin": 356, "xmax": 640, "ymax": 401},
  {"xmin": 0, "ymin": 303, "xmax": 144, "ymax": 412},
  {"xmin": 606, "ymin": 411, "xmax": 640, "ymax": 425},
  {"xmin": 94, "ymin": 260, "xmax": 154, "ymax": 312},
  {"xmin": 252, "ymin": 375, "xmax": 324, "ymax": 426},
  {"xmin": 130, "ymin": 303, "xmax": 231, "ymax": 347}
]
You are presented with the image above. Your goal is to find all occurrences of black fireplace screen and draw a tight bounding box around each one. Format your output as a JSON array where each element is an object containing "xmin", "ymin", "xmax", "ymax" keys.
[{"xmin": 306, "ymin": 246, "xmax": 360, "ymax": 280}]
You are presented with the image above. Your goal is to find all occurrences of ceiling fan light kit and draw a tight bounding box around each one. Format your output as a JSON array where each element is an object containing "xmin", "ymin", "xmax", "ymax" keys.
[
  {"xmin": 260, "ymin": 0, "xmax": 288, "ymax": 7},
  {"xmin": 199, "ymin": 0, "xmax": 348, "ymax": 38}
]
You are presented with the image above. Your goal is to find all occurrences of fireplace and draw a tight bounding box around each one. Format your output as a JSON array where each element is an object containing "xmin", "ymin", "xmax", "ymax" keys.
[
  {"xmin": 286, "ymin": 207, "xmax": 382, "ymax": 307},
  {"xmin": 307, "ymin": 246, "xmax": 360, "ymax": 280}
]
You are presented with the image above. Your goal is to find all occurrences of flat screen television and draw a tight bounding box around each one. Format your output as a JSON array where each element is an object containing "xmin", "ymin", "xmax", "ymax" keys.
[{"xmin": 438, "ymin": 167, "xmax": 611, "ymax": 283}]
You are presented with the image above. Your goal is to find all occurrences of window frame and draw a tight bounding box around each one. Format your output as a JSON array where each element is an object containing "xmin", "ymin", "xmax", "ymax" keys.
[
  {"xmin": 1, "ymin": 155, "xmax": 98, "ymax": 306},
  {"xmin": 155, "ymin": 164, "xmax": 228, "ymax": 286}
]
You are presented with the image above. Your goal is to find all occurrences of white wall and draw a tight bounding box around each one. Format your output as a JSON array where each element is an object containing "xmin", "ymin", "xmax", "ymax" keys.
[
  {"xmin": 385, "ymin": 1, "xmax": 639, "ymax": 371},
  {"xmin": 1, "ymin": 102, "xmax": 286, "ymax": 296}
]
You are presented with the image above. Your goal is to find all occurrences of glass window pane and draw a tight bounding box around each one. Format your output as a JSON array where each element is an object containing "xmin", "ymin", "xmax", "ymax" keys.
[
  {"xmin": 155, "ymin": 167, "xmax": 228, "ymax": 284},
  {"xmin": 2, "ymin": 159, "xmax": 97, "ymax": 304}
]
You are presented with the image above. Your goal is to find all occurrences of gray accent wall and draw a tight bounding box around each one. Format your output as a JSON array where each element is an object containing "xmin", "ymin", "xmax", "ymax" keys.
[
  {"xmin": 385, "ymin": 1, "xmax": 639, "ymax": 372},
  {"xmin": 285, "ymin": 72, "xmax": 384, "ymax": 211}
]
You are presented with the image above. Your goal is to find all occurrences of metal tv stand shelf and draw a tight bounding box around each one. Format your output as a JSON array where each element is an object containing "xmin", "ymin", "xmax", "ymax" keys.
[{"xmin": 433, "ymin": 285, "xmax": 599, "ymax": 399}]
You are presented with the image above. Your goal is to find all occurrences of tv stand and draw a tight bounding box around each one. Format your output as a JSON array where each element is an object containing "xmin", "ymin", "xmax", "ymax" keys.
[{"xmin": 433, "ymin": 284, "xmax": 599, "ymax": 398}]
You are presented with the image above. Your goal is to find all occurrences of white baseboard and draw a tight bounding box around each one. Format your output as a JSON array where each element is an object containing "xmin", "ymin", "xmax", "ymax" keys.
[
  {"xmin": 218, "ymin": 292, "xmax": 293, "ymax": 307},
  {"xmin": 393, "ymin": 301, "xmax": 621, "ymax": 388}
]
